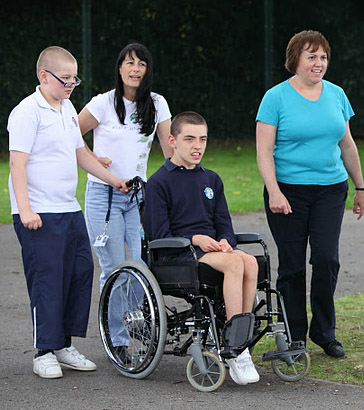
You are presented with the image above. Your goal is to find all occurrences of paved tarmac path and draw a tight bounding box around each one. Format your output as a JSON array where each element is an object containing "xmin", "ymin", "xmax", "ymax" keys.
[{"xmin": 1, "ymin": 211, "xmax": 363, "ymax": 410}]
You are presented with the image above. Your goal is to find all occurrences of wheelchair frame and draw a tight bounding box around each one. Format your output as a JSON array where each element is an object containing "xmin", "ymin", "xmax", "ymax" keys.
[{"xmin": 98, "ymin": 177, "xmax": 310, "ymax": 392}]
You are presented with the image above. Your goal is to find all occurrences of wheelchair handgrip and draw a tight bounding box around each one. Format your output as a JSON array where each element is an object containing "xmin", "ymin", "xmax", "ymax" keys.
[
  {"xmin": 126, "ymin": 176, "xmax": 144, "ymax": 188},
  {"xmin": 125, "ymin": 179, "xmax": 133, "ymax": 188},
  {"xmin": 235, "ymin": 232, "xmax": 266, "ymax": 244},
  {"xmin": 149, "ymin": 237, "xmax": 191, "ymax": 250}
]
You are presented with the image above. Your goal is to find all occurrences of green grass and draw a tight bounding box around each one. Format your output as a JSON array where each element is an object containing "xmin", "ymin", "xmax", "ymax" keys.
[
  {"xmin": 1, "ymin": 142, "xmax": 363, "ymax": 223},
  {"xmin": 252, "ymin": 293, "xmax": 364, "ymax": 385}
]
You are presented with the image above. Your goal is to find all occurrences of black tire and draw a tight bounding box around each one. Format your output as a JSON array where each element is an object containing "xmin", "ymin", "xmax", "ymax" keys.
[{"xmin": 99, "ymin": 261, "xmax": 167, "ymax": 379}]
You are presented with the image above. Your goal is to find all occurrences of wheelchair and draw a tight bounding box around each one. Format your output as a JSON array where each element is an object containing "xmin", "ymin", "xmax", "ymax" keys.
[{"xmin": 98, "ymin": 177, "xmax": 310, "ymax": 392}]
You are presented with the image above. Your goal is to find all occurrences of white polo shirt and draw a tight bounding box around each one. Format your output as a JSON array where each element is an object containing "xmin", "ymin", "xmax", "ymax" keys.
[
  {"xmin": 86, "ymin": 90, "xmax": 171, "ymax": 183},
  {"xmin": 8, "ymin": 86, "xmax": 84, "ymax": 214}
]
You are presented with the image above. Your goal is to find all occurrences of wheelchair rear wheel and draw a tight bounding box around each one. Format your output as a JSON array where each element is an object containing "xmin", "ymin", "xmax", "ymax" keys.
[
  {"xmin": 99, "ymin": 261, "xmax": 167, "ymax": 379},
  {"xmin": 186, "ymin": 351, "xmax": 226, "ymax": 392}
]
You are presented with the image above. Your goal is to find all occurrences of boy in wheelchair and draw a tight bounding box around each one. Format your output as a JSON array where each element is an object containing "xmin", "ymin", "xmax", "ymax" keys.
[{"xmin": 145, "ymin": 111, "xmax": 260, "ymax": 385}]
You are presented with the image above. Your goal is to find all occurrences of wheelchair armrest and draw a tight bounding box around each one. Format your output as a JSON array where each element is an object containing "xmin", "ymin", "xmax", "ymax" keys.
[
  {"xmin": 149, "ymin": 237, "xmax": 191, "ymax": 250},
  {"xmin": 235, "ymin": 232, "xmax": 267, "ymax": 244}
]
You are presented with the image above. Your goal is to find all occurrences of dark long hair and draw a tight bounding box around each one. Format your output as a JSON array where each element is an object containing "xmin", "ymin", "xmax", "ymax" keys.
[{"xmin": 114, "ymin": 43, "xmax": 156, "ymax": 136}]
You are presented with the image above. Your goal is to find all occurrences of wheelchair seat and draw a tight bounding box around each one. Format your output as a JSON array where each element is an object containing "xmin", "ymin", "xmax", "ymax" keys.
[{"xmin": 148, "ymin": 234, "xmax": 268, "ymax": 297}]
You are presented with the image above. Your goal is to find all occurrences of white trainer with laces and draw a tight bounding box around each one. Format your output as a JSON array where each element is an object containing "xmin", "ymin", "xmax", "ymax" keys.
[
  {"xmin": 226, "ymin": 348, "xmax": 260, "ymax": 385},
  {"xmin": 33, "ymin": 352, "xmax": 63, "ymax": 379},
  {"xmin": 54, "ymin": 346, "xmax": 97, "ymax": 371}
]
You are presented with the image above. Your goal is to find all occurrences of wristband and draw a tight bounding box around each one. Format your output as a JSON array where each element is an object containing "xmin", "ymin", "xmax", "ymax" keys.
[{"xmin": 355, "ymin": 187, "xmax": 364, "ymax": 191}]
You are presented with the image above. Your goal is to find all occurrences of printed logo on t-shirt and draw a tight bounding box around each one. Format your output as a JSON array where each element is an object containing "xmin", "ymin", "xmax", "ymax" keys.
[
  {"xmin": 130, "ymin": 112, "xmax": 138, "ymax": 123},
  {"xmin": 204, "ymin": 187, "xmax": 214, "ymax": 200}
]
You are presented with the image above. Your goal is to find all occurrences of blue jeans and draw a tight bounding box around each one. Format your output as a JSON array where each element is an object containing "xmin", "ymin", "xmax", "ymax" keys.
[
  {"xmin": 85, "ymin": 180, "xmax": 143, "ymax": 291},
  {"xmin": 85, "ymin": 181, "xmax": 143, "ymax": 346}
]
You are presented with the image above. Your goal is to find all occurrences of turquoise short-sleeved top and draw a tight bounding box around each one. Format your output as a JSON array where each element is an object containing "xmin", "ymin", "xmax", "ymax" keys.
[{"xmin": 256, "ymin": 79, "xmax": 354, "ymax": 185}]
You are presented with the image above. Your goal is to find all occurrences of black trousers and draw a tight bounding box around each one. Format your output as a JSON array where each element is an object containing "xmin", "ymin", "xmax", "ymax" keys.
[{"xmin": 264, "ymin": 181, "xmax": 348, "ymax": 344}]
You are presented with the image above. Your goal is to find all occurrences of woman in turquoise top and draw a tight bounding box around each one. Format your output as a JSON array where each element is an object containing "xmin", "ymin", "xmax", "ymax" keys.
[{"xmin": 256, "ymin": 30, "xmax": 364, "ymax": 358}]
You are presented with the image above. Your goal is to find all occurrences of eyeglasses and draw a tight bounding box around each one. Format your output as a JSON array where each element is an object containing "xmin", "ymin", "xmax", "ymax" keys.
[{"xmin": 45, "ymin": 70, "xmax": 82, "ymax": 87}]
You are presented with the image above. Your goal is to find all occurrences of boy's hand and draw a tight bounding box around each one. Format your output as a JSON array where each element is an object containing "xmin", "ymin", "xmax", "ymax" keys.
[
  {"xmin": 192, "ymin": 234, "xmax": 223, "ymax": 252},
  {"xmin": 20, "ymin": 209, "xmax": 42, "ymax": 230},
  {"xmin": 218, "ymin": 238, "xmax": 233, "ymax": 253}
]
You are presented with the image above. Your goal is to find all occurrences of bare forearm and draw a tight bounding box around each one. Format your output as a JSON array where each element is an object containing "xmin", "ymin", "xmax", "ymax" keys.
[
  {"xmin": 256, "ymin": 121, "xmax": 280, "ymax": 194},
  {"xmin": 83, "ymin": 139, "xmax": 97, "ymax": 158},
  {"xmin": 256, "ymin": 122, "xmax": 292, "ymax": 214},
  {"xmin": 10, "ymin": 164, "xmax": 32, "ymax": 214},
  {"xmin": 341, "ymin": 144, "xmax": 364, "ymax": 188},
  {"xmin": 76, "ymin": 147, "xmax": 120, "ymax": 189},
  {"xmin": 9, "ymin": 152, "xmax": 42, "ymax": 229},
  {"xmin": 157, "ymin": 119, "xmax": 173, "ymax": 158},
  {"xmin": 257, "ymin": 151, "xmax": 280, "ymax": 194}
]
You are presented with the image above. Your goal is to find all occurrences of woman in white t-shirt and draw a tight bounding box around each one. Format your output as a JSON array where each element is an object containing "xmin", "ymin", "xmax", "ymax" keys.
[{"xmin": 78, "ymin": 43, "xmax": 172, "ymax": 297}]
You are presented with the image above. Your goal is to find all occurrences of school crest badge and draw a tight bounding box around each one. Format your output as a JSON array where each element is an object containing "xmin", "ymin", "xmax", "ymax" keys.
[{"xmin": 204, "ymin": 187, "xmax": 214, "ymax": 199}]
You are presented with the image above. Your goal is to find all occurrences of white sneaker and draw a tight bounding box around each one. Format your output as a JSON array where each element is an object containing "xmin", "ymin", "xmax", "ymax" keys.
[
  {"xmin": 54, "ymin": 346, "xmax": 97, "ymax": 371},
  {"xmin": 227, "ymin": 349, "xmax": 260, "ymax": 385},
  {"xmin": 33, "ymin": 352, "xmax": 63, "ymax": 379}
]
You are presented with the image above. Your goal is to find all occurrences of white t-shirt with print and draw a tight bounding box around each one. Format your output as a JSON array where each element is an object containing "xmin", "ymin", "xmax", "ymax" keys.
[
  {"xmin": 8, "ymin": 86, "xmax": 84, "ymax": 214},
  {"xmin": 86, "ymin": 90, "xmax": 171, "ymax": 183}
]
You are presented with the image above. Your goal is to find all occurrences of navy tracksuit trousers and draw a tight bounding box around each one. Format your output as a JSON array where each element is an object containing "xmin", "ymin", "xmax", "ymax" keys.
[{"xmin": 13, "ymin": 211, "xmax": 94, "ymax": 350}]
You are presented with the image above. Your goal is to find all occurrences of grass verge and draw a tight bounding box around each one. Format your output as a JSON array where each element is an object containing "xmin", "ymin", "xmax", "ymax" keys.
[
  {"xmin": 1, "ymin": 141, "xmax": 363, "ymax": 223},
  {"xmin": 252, "ymin": 293, "xmax": 364, "ymax": 385}
]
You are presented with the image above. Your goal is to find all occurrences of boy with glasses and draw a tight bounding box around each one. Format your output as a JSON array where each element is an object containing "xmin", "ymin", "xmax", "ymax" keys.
[{"xmin": 8, "ymin": 46, "xmax": 128, "ymax": 379}]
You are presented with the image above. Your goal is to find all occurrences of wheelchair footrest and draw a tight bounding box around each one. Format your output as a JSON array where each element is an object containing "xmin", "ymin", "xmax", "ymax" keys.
[
  {"xmin": 220, "ymin": 313, "xmax": 255, "ymax": 360},
  {"xmin": 262, "ymin": 340, "xmax": 306, "ymax": 362}
]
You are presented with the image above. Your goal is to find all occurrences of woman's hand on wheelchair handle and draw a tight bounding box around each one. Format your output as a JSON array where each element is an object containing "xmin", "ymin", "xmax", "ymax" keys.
[{"xmin": 120, "ymin": 178, "xmax": 133, "ymax": 194}]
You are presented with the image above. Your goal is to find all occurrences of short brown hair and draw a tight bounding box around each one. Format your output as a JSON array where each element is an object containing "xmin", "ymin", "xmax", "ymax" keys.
[
  {"xmin": 36, "ymin": 46, "xmax": 77, "ymax": 79},
  {"xmin": 285, "ymin": 30, "xmax": 331, "ymax": 74},
  {"xmin": 171, "ymin": 111, "xmax": 207, "ymax": 137}
]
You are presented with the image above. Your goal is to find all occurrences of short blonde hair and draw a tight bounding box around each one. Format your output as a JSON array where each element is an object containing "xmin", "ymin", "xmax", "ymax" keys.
[{"xmin": 36, "ymin": 46, "xmax": 77, "ymax": 79}]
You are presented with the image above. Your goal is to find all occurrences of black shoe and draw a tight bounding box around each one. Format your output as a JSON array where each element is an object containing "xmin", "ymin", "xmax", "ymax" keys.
[
  {"xmin": 318, "ymin": 339, "xmax": 345, "ymax": 358},
  {"xmin": 113, "ymin": 346, "xmax": 132, "ymax": 364}
]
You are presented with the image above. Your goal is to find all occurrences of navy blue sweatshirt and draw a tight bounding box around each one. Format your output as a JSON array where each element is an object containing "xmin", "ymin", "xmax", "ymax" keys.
[{"xmin": 145, "ymin": 159, "xmax": 237, "ymax": 247}]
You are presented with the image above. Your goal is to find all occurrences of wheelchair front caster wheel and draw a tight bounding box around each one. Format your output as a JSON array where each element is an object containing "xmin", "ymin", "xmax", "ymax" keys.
[
  {"xmin": 272, "ymin": 351, "xmax": 311, "ymax": 382},
  {"xmin": 186, "ymin": 351, "xmax": 226, "ymax": 392}
]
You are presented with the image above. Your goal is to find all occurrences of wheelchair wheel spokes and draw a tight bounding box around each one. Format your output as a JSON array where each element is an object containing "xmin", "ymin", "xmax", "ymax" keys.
[
  {"xmin": 186, "ymin": 351, "xmax": 225, "ymax": 392},
  {"xmin": 271, "ymin": 352, "xmax": 311, "ymax": 382},
  {"xmin": 99, "ymin": 262, "xmax": 167, "ymax": 379}
]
